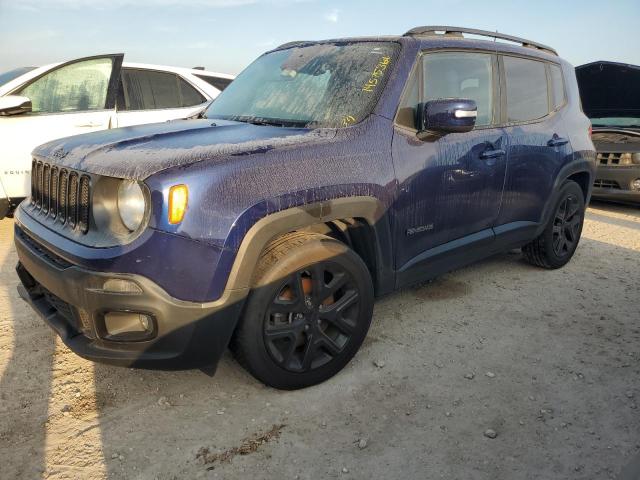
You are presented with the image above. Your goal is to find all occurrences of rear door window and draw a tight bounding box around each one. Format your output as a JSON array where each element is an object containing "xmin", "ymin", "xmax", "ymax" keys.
[
  {"xmin": 120, "ymin": 69, "xmax": 205, "ymax": 110},
  {"xmin": 503, "ymin": 56, "xmax": 549, "ymax": 122}
]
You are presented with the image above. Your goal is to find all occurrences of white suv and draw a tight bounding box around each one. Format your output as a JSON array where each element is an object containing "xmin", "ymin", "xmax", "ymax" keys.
[{"xmin": 0, "ymin": 53, "xmax": 234, "ymax": 218}]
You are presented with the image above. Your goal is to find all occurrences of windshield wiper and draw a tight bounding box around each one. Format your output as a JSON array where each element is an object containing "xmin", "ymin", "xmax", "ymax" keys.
[{"xmin": 229, "ymin": 116, "xmax": 310, "ymax": 128}]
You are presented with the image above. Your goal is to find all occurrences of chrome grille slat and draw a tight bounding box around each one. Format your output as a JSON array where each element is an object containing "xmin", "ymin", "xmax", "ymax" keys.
[
  {"xmin": 29, "ymin": 160, "xmax": 91, "ymax": 235},
  {"xmin": 597, "ymin": 152, "xmax": 633, "ymax": 166}
]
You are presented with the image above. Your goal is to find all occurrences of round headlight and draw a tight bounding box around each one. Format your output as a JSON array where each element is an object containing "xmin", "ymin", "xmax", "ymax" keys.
[{"xmin": 117, "ymin": 180, "xmax": 146, "ymax": 231}]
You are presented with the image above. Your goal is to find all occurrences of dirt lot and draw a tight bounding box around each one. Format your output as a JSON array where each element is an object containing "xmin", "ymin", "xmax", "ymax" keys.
[{"xmin": 0, "ymin": 201, "xmax": 638, "ymax": 480}]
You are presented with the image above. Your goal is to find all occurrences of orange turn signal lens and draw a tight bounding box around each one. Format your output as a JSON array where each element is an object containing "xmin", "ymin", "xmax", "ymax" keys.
[{"xmin": 168, "ymin": 184, "xmax": 188, "ymax": 224}]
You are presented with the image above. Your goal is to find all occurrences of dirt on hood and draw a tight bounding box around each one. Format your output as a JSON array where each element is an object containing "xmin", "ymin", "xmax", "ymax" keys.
[{"xmin": 31, "ymin": 118, "xmax": 334, "ymax": 181}]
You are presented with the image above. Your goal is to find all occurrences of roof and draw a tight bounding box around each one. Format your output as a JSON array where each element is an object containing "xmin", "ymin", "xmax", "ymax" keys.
[
  {"xmin": 122, "ymin": 62, "xmax": 234, "ymax": 79},
  {"xmin": 0, "ymin": 60, "xmax": 234, "ymax": 97}
]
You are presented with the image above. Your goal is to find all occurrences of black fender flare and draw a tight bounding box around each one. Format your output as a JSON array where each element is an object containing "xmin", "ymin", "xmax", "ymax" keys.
[
  {"xmin": 221, "ymin": 196, "xmax": 395, "ymax": 296},
  {"xmin": 535, "ymin": 157, "xmax": 595, "ymax": 236}
]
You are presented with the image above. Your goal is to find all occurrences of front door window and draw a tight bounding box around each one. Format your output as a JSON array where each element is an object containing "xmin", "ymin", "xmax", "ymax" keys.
[
  {"xmin": 422, "ymin": 52, "xmax": 495, "ymax": 126},
  {"xmin": 17, "ymin": 58, "xmax": 114, "ymax": 114}
]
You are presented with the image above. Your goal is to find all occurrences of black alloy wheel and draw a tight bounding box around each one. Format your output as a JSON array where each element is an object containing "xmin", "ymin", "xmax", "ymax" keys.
[
  {"xmin": 552, "ymin": 194, "xmax": 582, "ymax": 258},
  {"xmin": 264, "ymin": 263, "xmax": 360, "ymax": 373},
  {"xmin": 232, "ymin": 232, "xmax": 374, "ymax": 390},
  {"xmin": 522, "ymin": 180, "xmax": 585, "ymax": 269}
]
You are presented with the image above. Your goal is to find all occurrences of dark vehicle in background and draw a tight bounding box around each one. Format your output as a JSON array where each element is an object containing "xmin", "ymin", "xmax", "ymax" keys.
[
  {"xmin": 576, "ymin": 61, "xmax": 640, "ymax": 204},
  {"xmin": 14, "ymin": 27, "xmax": 595, "ymax": 390}
]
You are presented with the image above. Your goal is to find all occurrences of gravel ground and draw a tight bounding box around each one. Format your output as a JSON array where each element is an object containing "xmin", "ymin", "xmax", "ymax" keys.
[{"xmin": 0, "ymin": 201, "xmax": 638, "ymax": 480}]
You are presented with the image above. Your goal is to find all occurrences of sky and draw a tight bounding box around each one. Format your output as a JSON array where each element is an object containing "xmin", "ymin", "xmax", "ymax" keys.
[{"xmin": 0, "ymin": 0, "xmax": 639, "ymax": 75}]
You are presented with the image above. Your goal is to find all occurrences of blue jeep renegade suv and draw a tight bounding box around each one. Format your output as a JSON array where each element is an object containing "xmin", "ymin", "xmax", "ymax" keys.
[{"xmin": 14, "ymin": 27, "xmax": 596, "ymax": 389}]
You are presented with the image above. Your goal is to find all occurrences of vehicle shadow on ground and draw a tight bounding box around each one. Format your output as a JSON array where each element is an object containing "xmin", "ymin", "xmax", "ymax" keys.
[
  {"xmin": 587, "ymin": 212, "xmax": 640, "ymax": 231},
  {"xmin": 589, "ymin": 199, "xmax": 639, "ymax": 212},
  {"xmin": 0, "ymin": 219, "xmax": 56, "ymax": 479},
  {"xmin": 587, "ymin": 200, "xmax": 640, "ymax": 231}
]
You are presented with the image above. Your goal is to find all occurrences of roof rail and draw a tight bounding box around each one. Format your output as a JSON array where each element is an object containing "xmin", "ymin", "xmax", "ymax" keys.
[
  {"xmin": 275, "ymin": 40, "xmax": 310, "ymax": 50},
  {"xmin": 404, "ymin": 26, "xmax": 557, "ymax": 56}
]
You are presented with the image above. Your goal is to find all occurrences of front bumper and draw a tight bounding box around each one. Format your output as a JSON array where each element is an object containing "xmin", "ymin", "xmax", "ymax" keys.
[
  {"xmin": 591, "ymin": 187, "xmax": 640, "ymax": 204},
  {"xmin": 592, "ymin": 165, "xmax": 640, "ymax": 204},
  {"xmin": 14, "ymin": 226, "xmax": 247, "ymax": 370}
]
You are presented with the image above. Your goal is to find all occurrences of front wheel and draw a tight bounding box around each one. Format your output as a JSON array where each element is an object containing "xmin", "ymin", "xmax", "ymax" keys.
[
  {"xmin": 232, "ymin": 232, "xmax": 374, "ymax": 390},
  {"xmin": 522, "ymin": 180, "xmax": 585, "ymax": 269}
]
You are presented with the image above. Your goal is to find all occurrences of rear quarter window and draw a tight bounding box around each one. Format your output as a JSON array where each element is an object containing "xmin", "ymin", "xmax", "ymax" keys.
[
  {"xmin": 503, "ymin": 56, "xmax": 549, "ymax": 123},
  {"xmin": 195, "ymin": 74, "xmax": 233, "ymax": 91},
  {"xmin": 549, "ymin": 64, "xmax": 566, "ymax": 110},
  {"xmin": 178, "ymin": 77, "xmax": 206, "ymax": 106}
]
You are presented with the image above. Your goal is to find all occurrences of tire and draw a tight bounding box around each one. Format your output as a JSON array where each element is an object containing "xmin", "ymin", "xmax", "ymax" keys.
[
  {"xmin": 232, "ymin": 232, "xmax": 374, "ymax": 390},
  {"xmin": 522, "ymin": 180, "xmax": 585, "ymax": 269}
]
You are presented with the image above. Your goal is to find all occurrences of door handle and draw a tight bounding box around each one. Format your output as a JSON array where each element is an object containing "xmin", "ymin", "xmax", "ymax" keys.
[
  {"xmin": 75, "ymin": 122, "xmax": 103, "ymax": 128},
  {"xmin": 547, "ymin": 135, "xmax": 569, "ymax": 147},
  {"xmin": 479, "ymin": 149, "xmax": 505, "ymax": 160}
]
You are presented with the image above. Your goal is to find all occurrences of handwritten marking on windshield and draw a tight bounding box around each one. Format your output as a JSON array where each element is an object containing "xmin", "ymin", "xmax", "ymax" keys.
[
  {"xmin": 342, "ymin": 115, "xmax": 357, "ymax": 127},
  {"xmin": 362, "ymin": 56, "xmax": 391, "ymax": 93}
]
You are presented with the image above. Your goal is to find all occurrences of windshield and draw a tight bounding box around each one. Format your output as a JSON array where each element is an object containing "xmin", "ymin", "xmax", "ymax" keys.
[
  {"xmin": 591, "ymin": 117, "xmax": 640, "ymax": 128},
  {"xmin": 204, "ymin": 41, "xmax": 398, "ymax": 128},
  {"xmin": 0, "ymin": 67, "xmax": 36, "ymax": 88}
]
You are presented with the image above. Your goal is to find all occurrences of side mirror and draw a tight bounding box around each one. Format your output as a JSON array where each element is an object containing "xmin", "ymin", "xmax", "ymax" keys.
[
  {"xmin": 0, "ymin": 95, "xmax": 32, "ymax": 116},
  {"xmin": 418, "ymin": 99, "xmax": 477, "ymax": 139}
]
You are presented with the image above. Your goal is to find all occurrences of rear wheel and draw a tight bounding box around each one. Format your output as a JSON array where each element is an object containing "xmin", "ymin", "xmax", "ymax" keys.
[
  {"xmin": 522, "ymin": 180, "xmax": 585, "ymax": 269},
  {"xmin": 232, "ymin": 232, "xmax": 374, "ymax": 390}
]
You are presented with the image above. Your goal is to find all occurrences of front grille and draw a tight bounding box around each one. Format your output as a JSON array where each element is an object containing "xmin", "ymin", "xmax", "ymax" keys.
[
  {"xmin": 597, "ymin": 152, "xmax": 634, "ymax": 166},
  {"xmin": 594, "ymin": 179, "xmax": 621, "ymax": 189},
  {"xmin": 30, "ymin": 159, "xmax": 91, "ymax": 234}
]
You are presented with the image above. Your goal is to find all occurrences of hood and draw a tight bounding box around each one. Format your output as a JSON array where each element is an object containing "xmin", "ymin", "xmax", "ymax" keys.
[
  {"xmin": 33, "ymin": 119, "xmax": 335, "ymax": 180},
  {"xmin": 576, "ymin": 61, "xmax": 640, "ymax": 119}
]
